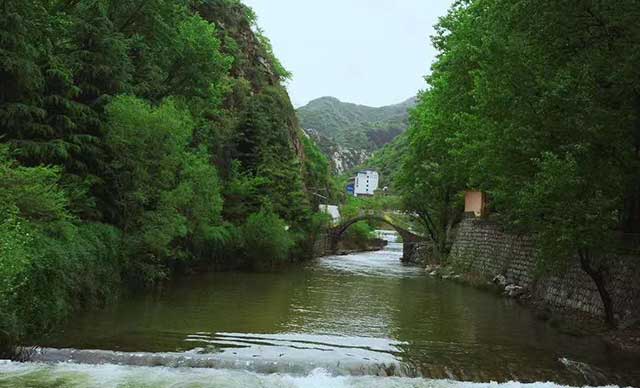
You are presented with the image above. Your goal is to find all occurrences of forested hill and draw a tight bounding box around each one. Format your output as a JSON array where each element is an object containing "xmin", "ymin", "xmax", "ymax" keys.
[
  {"xmin": 358, "ymin": 134, "xmax": 408, "ymax": 190},
  {"xmin": 0, "ymin": 0, "xmax": 335, "ymax": 351},
  {"xmin": 297, "ymin": 96, "xmax": 416, "ymax": 173}
]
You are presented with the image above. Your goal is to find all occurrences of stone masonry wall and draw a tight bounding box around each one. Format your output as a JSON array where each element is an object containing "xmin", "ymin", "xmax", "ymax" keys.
[
  {"xmin": 447, "ymin": 217, "xmax": 640, "ymax": 326},
  {"xmin": 402, "ymin": 242, "xmax": 435, "ymax": 265},
  {"xmin": 312, "ymin": 233, "xmax": 331, "ymax": 258}
]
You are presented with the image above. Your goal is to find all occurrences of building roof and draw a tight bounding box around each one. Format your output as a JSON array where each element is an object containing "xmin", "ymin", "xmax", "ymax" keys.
[{"xmin": 319, "ymin": 204, "xmax": 341, "ymax": 222}]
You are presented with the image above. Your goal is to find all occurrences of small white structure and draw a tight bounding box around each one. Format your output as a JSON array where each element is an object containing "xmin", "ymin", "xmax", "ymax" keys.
[
  {"xmin": 319, "ymin": 204, "xmax": 341, "ymax": 225},
  {"xmin": 354, "ymin": 170, "xmax": 379, "ymax": 197},
  {"xmin": 375, "ymin": 229, "xmax": 398, "ymax": 243}
]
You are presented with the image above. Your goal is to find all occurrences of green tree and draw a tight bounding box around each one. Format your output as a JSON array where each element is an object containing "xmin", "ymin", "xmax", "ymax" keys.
[
  {"xmin": 0, "ymin": 1, "xmax": 47, "ymax": 156},
  {"xmin": 239, "ymin": 208, "xmax": 293, "ymax": 270},
  {"xmin": 470, "ymin": 0, "xmax": 639, "ymax": 327},
  {"xmin": 517, "ymin": 152, "xmax": 623, "ymax": 325},
  {"xmin": 235, "ymin": 87, "xmax": 311, "ymax": 223},
  {"xmin": 105, "ymin": 96, "xmax": 226, "ymax": 282},
  {"xmin": 0, "ymin": 147, "xmax": 121, "ymax": 356},
  {"xmin": 402, "ymin": 0, "xmax": 640, "ymax": 326}
]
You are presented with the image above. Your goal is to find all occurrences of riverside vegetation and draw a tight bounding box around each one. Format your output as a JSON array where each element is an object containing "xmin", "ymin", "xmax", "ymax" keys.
[
  {"xmin": 0, "ymin": 0, "xmax": 339, "ymax": 356},
  {"xmin": 2, "ymin": 0, "xmax": 640, "ymax": 370},
  {"xmin": 395, "ymin": 0, "xmax": 640, "ymax": 328}
]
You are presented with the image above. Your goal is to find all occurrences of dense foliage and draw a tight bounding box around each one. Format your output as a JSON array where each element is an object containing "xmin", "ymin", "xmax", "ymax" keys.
[
  {"xmin": 0, "ymin": 147, "xmax": 122, "ymax": 357},
  {"xmin": 399, "ymin": 0, "xmax": 640, "ymax": 326},
  {"xmin": 0, "ymin": 0, "xmax": 336, "ymax": 353}
]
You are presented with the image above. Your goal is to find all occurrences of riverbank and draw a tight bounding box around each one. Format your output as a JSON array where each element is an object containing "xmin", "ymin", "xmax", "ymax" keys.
[
  {"xmin": 5, "ymin": 245, "xmax": 639, "ymax": 386},
  {"xmin": 408, "ymin": 212, "xmax": 640, "ymax": 356},
  {"xmin": 424, "ymin": 263, "xmax": 640, "ymax": 354},
  {"xmin": 0, "ymin": 218, "xmax": 326, "ymax": 360}
]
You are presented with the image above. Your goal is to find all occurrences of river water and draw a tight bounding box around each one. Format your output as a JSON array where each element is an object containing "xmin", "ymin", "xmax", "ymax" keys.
[{"xmin": 1, "ymin": 240, "xmax": 639, "ymax": 387}]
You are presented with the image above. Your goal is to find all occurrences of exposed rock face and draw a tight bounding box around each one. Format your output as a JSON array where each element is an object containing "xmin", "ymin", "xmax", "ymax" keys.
[
  {"xmin": 302, "ymin": 128, "xmax": 371, "ymax": 174},
  {"xmin": 297, "ymin": 97, "xmax": 416, "ymax": 174},
  {"xmin": 504, "ymin": 284, "xmax": 525, "ymax": 297},
  {"xmin": 493, "ymin": 274, "xmax": 507, "ymax": 287},
  {"xmin": 330, "ymin": 147, "xmax": 371, "ymax": 175}
]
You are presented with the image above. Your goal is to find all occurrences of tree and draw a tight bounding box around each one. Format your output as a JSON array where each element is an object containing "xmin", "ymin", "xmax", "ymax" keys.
[
  {"xmin": 239, "ymin": 208, "xmax": 293, "ymax": 270},
  {"xmin": 0, "ymin": 146, "xmax": 121, "ymax": 355},
  {"xmin": 469, "ymin": 0, "xmax": 639, "ymax": 327},
  {"xmin": 401, "ymin": 0, "xmax": 640, "ymax": 326},
  {"xmin": 0, "ymin": 0, "xmax": 330, "ymax": 356},
  {"xmin": 105, "ymin": 96, "xmax": 227, "ymax": 282},
  {"xmin": 395, "ymin": 0, "xmax": 479, "ymax": 259},
  {"xmin": 165, "ymin": 150, "xmax": 228, "ymax": 259},
  {"xmin": 396, "ymin": 120, "xmax": 464, "ymax": 259},
  {"xmin": 517, "ymin": 152, "xmax": 622, "ymax": 326}
]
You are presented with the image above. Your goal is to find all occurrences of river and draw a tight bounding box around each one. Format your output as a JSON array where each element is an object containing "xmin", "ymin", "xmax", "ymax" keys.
[{"xmin": 1, "ymin": 237, "xmax": 638, "ymax": 387}]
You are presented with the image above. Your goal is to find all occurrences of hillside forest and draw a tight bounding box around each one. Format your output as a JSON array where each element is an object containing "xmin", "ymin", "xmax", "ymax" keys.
[
  {"xmin": 0, "ymin": 0, "xmax": 337, "ymax": 354},
  {"xmin": 297, "ymin": 96, "xmax": 415, "ymax": 174}
]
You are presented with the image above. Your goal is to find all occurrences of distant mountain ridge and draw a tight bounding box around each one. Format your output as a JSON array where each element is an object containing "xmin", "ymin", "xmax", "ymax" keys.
[{"xmin": 297, "ymin": 96, "xmax": 416, "ymax": 174}]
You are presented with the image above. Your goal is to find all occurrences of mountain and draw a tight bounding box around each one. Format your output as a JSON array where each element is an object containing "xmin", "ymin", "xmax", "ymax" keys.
[
  {"xmin": 361, "ymin": 133, "xmax": 409, "ymax": 190},
  {"xmin": 297, "ymin": 96, "xmax": 416, "ymax": 174}
]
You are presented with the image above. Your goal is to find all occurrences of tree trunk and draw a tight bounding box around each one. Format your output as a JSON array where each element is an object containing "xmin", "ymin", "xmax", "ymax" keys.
[
  {"xmin": 437, "ymin": 188, "xmax": 451, "ymax": 259},
  {"xmin": 579, "ymin": 250, "xmax": 616, "ymax": 328}
]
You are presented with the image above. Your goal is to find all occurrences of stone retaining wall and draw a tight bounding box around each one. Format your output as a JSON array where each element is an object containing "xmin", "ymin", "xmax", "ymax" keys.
[
  {"xmin": 312, "ymin": 233, "xmax": 331, "ymax": 258},
  {"xmin": 403, "ymin": 241, "xmax": 435, "ymax": 265},
  {"xmin": 444, "ymin": 218, "xmax": 640, "ymax": 326},
  {"xmin": 449, "ymin": 218, "xmax": 536, "ymax": 288}
]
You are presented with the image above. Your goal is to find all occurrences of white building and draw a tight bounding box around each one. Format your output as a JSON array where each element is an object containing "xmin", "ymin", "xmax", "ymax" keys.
[
  {"xmin": 318, "ymin": 204, "xmax": 341, "ymax": 225},
  {"xmin": 354, "ymin": 170, "xmax": 379, "ymax": 197}
]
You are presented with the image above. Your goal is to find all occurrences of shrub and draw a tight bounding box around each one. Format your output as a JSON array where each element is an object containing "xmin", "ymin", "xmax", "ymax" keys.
[
  {"xmin": 239, "ymin": 209, "xmax": 293, "ymax": 270},
  {"xmin": 342, "ymin": 221, "xmax": 376, "ymax": 250},
  {"xmin": 289, "ymin": 212, "xmax": 332, "ymax": 260},
  {"xmin": 0, "ymin": 150, "xmax": 122, "ymax": 357}
]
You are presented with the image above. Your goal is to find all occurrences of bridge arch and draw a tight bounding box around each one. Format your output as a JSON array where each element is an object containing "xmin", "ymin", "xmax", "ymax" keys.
[{"xmin": 331, "ymin": 214, "xmax": 424, "ymax": 246}]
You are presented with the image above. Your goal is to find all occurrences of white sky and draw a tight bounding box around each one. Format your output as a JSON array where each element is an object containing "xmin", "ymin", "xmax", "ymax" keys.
[{"xmin": 242, "ymin": 0, "xmax": 454, "ymax": 107}]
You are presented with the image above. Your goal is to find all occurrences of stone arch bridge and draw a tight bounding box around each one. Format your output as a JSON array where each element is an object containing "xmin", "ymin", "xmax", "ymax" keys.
[{"xmin": 329, "ymin": 213, "xmax": 426, "ymax": 259}]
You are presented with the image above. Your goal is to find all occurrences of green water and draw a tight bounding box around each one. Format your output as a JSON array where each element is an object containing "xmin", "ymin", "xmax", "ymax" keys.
[{"xmin": 2, "ymin": 243, "xmax": 639, "ymax": 387}]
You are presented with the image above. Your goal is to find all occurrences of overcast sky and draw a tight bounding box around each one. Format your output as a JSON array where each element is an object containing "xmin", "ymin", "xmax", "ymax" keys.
[{"xmin": 242, "ymin": 0, "xmax": 454, "ymax": 107}]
